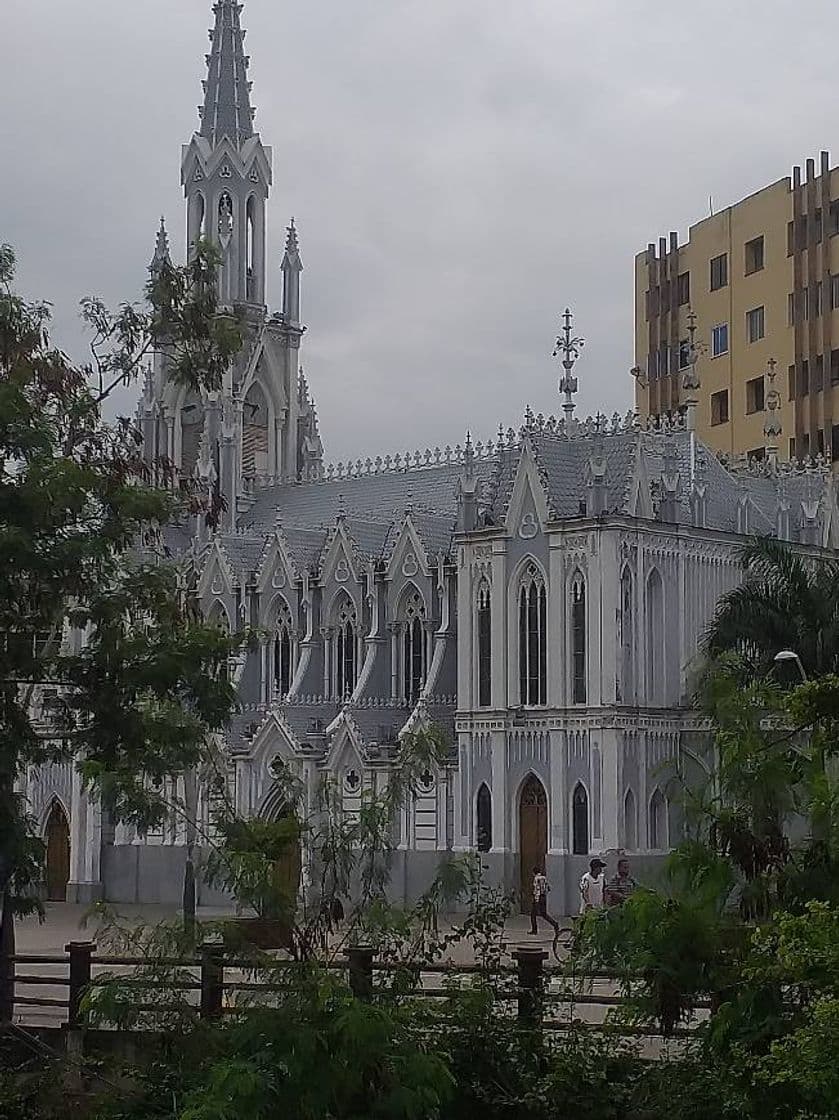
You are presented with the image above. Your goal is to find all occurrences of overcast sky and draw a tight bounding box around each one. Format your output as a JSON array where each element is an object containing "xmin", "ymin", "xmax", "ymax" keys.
[{"xmin": 3, "ymin": 0, "xmax": 838, "ymax": 463}]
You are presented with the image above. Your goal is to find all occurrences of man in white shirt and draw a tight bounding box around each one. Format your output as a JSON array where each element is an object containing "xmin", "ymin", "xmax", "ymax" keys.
[{"xmin": 579, "ymin": 858, "xmax": 607, "ymax": 914}]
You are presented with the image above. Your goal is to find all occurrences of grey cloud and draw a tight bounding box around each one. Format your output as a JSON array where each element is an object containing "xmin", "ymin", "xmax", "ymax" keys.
[{"xmin": 3, "ymin": 0, "xmax": 838, "ymax": 460}]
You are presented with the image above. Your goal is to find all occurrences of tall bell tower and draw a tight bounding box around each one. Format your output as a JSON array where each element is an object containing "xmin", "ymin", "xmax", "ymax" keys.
[{"xmin": 181, "ymin": 0, "xmax": 273, "ymax": 308}]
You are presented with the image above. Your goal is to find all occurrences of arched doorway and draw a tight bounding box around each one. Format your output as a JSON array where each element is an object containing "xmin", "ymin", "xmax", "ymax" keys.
[
  {"xmin": 572, "ymin": 783, "xmax": 589, "ymax": 855},
  {"xmin": 519, "ymin": 775, "xmax": 547, "ymax": 912},
  {"xmin": 476, "ymin": 783, "xmax": 492, "ymax": 853},
  {"xmin": 263, "ymin": 790, "xmax": 303, "ymax": 915},
  {"xmin": 45, "ymin": 801, "xmax": 70, "ymax": 902}
]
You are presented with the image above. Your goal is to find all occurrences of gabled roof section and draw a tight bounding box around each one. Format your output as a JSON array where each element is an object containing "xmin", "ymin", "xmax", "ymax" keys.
[{"xmin": 199, "ymin": 0, "xmax": 255, "ymax": 148}]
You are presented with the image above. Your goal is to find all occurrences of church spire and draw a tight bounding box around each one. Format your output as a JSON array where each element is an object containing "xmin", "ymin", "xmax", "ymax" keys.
[
  {"xmin": 200, "ymin": 1, "xmax": 255, "ymax": 148},
  {"xmin": 148, "ymin": 216, "xmax": 171, "ymax": 278}
]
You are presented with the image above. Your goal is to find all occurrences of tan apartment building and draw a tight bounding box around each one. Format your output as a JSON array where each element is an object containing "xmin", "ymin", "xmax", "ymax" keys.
[{"xmin": 635, "ymin": 151, "xmax": 839, "ymax": 463}]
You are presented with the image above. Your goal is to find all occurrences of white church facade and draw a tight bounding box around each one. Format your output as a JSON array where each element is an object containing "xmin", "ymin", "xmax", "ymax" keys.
[{"xmin": 27, "ymin": 0, "xmax": 839, "ymax": 915}]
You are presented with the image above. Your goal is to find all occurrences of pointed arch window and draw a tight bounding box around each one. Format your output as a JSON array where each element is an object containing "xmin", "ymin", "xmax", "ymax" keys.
[
  {"xmin": 518, "ymin": 564, "xmax": 547, "ymax": 706},
  {"xmin": 572, "ymin": 783, "xmax": 589, "ymax": 855},
  {"xmin": 335, "ymin": 599, "xmax": 358, "ymax": 700},
  {"xmin": 180, "ymin": 389, "xmax": 202, "ymax": 478},
  {"xmin": 401, "ymin": 590, "xmax": 427, "ymax": 705},
  {"xmin": 242, "ymin": 382, "xmax": 269, "ymax": 476},
  {"xmin": 272, "ymin": 600, "xmax": 294, "ymax": 699},
  {"xmin": 646, "ymin": 569, "xmax": 664, "ymax": 705},
  {"xmin": 571, "ymin": 573, "xmax": 587, "ymax": 704},
  {"xmin": 477, "ymin": 582, "xmax": 492, "ymax": 708},
  {"xmin": 476, "ymin": 783, "xmax": 492, "ymax": 852},
  {"xmin": 624, "ymin": 788, "xmax": 637, "ymax": 851},
  {"xmin": 619, "ymin": 566, "xmax": 634, "ymax": 703},
  {"xmin": 649, "ymin": 788, "xmax": 668, "ymax": 850}
]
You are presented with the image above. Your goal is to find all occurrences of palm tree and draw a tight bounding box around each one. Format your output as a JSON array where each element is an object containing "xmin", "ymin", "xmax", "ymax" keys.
[{"xmin": 704, "ymin": 538, "xmax": 839, "ymax": 679}]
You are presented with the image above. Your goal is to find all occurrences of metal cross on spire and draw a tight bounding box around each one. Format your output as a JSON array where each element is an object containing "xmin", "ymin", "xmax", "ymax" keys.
[{"xmin": 553, "ymin": 308, "xmax": 585, "ymax": 421}]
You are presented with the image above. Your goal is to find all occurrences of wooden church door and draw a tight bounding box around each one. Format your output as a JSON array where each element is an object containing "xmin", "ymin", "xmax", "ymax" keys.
[
  {"xmin": 45, "ymin": 802, "xmax": 70, "ymax": 902},
  {"xmin": 519, "ymin": 775, "xmax": 547, "ymax": 912}
]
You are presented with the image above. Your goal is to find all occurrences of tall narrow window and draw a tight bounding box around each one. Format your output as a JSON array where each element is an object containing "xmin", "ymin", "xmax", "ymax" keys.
[
  {"xmin": 335, "ymin": 599, "xmax": 358, "ymax": 699},
  {"xmin": 619, "ymin": 567, "xmax": 634, "ymax": 703},
  {"xmin": 477, "ymin": 583, "xmax": 491, "ymax": 708},
  {"xmin": 400, "ymin": 590, "xmax": 427, "ymax": 705},
  {"xmin": 476, "ymin": 784, "xmax": 492, "ymax": 852},
  {"xmin": 272, "ymin": 601, "xmax": 294, "ymax": 699},
  {"xmin": 572, "ymin": 783, "xmax": 589, "ymax": 855},
  {"xmin": 518, "ymin": 565, "xmax": 546, "ymax": 706},
  {"xmin": 646, "ymin": 569, "xmax": 664, "ymax": 705},
  {"xmin": 571, "ymin": 574, "xmax": 587, "ymax": 704},
  {"xmin": 624, "ymin": 788, "xmax": 637, "ymax": 850},
  {"xmin": 649, "ymin": 789, "xmax": 668, "ymax": 849}
]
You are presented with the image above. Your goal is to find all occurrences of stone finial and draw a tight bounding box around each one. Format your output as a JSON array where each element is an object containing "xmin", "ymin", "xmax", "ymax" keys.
[
  {"xmin": 553, "ymin": 307, "xmax": 585, "ymax": 421},
  {"xmin": 149, "ymin": 215, "xmax": 171, "ymax": 278}
]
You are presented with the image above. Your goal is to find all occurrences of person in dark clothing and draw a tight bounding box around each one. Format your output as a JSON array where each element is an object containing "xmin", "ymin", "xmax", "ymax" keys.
[{"xmin": 529, "ymin": 865, "xmax": 560, "ymax": 938}]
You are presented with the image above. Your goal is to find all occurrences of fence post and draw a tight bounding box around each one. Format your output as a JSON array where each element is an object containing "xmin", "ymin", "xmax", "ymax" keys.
[
  {"xmin": 513, "ymin": 947, "xmax": 547, "ymax": 1030},
  {"xmin": 66, "ymin": 941, "xmax": 96, "ymax": 1030},
  {"xmin": 200, "ymin": 943, "xmax": 225, "ymax": 1020},
  {"xmin": 345, "ymin": 945, "xmax": 374, "ymax": 1001}
]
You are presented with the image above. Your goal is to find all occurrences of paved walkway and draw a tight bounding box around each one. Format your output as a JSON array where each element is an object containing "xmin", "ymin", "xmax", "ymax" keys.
[{"xmin": 14, "ymin": 902, "xmax": 571, "ymax": 962}]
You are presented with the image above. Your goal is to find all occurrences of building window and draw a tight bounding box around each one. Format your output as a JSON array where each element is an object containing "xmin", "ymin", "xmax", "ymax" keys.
[
  {"xmin": 745, "ymin": 376, "xmax": 765, "ymax": 414},
  {"xmin": 745, "ymin": 234, "xmax": 764, "ymax": 275},
  {"xmin": 801, "ymin": 433, "xmax": 811, "ymax": 458},
  {"xmin": 832, "ymin": 425, "xmax": 839, "ymax": 463},
  {"xmin": 712, "ymin": 323, "xmax": 729, "ymax": 357},
  {"xmin": 815, "ymin": 281, "xmax": 823, "ymax": 317},
  {"xmin": 746, "ymin": 305, "xmax": 765, "ymax": 343},
  {"xmin": 476, "ymin": 784, "xmax": 492, "ymax": 852},
  {"xmin": 788, "ymin": 364, "xmax": 796, "ymax": 401},
  {"xmin": 802, "ymin": 286, "xmax": 810, "ymax": 321},
  {"xmin": 649, "ymin": 789, "xmax": 668, "ymax": 850},
  {"xmin": 571, "ymin": 574, "xmax": 587, "ymax": 705},
  {"xmin": 831, "ymin": 200, "xmax": 839, "ymax": 236},
  {"xmin": 624, "ymin": 788, "xmax": 637, "ymax": 851},
  {"xmin": 831, "ymin": 275, "xmax": 839, "ymax": 311},
  {"xmin": 710, "ymin": 253, "xmax": 728, "ymax": 291},
  {"xmin": 678, "ymin": 339, "xmax": 690, "ymax": 369},
  {"xmin": 400, "ymin": 590, "xmax": 427, "ymax": 705},
  {"xmin": 817, "ymin": 429, "xmax": 825, "ymax": 456},
  {"xmin": 748, "ymin": 446, "xmax": 766, "ymax": 461},
  {"xmin": 645, "ymin": 568, "xmax": 664, "ymax": 705},
  {"xmin": 572, "ymin": 783, "xmax": 589, "ymax": 855},
  {"xmin": 710, "ymin": 389, "xmax": 729, "ymax": 426},
  {"xmin": 831, "ymin": 350, "xmax": 839, "ymax": 386},
  {"xmin": 788, "ymin": 292, "xmax": 796, "ymax": 326},
  {"xmin": 801, "ymin": 359, "xmax": 810, "ymax": 396},
  {"xmin": 334, "ymin": 599, "xmax": 358, "ymax": 699},
  {"xmin": 814, "ymin": 208, "xmax": 823, "ymax": 243},
  {"xmin": 619, "ymin": 566, "xmax": 634, "ymax": 704},
  {"xmin": 677, "ymin": 272, "xmax": 690, "ymax": 306},
  {"xmin": 787, "ymin": 220, "xmax": 795, "ymax": 256},
  {"xmin": 272, "ymin": 601, "xmax": 294, "ymax": 699},
  {"xmin": 477, "ymin": 583, "xmax": 491, "ymax": 708},
  {"xmin": 518, "ymin": 564, "xmax": 547, "ymax": 706},
  {"xmin": 814, "ymin": 354, "xmax": 824, "ymax": 392}
]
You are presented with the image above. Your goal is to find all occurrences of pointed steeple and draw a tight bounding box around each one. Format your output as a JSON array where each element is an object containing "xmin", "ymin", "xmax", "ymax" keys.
[
  {"xmin": 200, "ymin": 1, "xmax": 255, "ymax": 147},
  {"xmin": 149, "ymin": 216, "xmax": 172, "ymax": 277}
]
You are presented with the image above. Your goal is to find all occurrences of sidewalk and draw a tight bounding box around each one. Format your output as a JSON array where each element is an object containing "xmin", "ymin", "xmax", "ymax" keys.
[{"xmin": 14, "ymin": 903, "xmax": 572, "ymax": 962}]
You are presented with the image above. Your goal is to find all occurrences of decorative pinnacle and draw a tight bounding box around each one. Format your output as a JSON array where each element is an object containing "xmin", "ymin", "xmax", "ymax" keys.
[
  {"xmin": 149, "ymin": 216, "xmax": 171, "ymax": 276},
  {"xmin": 553, "ymin": 308, "xmax": 585, "ymax": 420},
  {"xmin": 200, "ymin": 0, "xmax": 255, "ymax": 147},
  {"xmin": 282, "ymin": 218, "xmax": 302, "ymax": 271},
  {"xmin": 682, "ymin": 308, "xmax": 701, "ymax": 393}
]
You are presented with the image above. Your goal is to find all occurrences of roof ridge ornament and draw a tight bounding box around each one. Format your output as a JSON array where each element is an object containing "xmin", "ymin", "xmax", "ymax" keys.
[{"xmin": 553, "ymin": 307, "xmax": 585, "ymax": 421}]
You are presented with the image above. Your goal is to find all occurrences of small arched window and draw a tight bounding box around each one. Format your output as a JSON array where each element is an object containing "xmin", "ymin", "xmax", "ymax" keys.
[
  {"xmin": 335, "ymin": 598, "xmax": 358, "ymax": 699},
  {"xmin": 624, "ymin": 788, "xmax": 637, "ymax": 851},
  {"xmin": 572, "ymin": 783, "xmax": 589, "ymax": 855},
  {"xmin": 649, "ymin": 788, "xmax": 668, "ymax": 850},
  {"xmin": 242, "ymin": 382, "xmax": 269, "ymax": 476},
  {"xmin": 477, "ymin": 582, "xmax": 492, "ymax": 708},
  {"xmin": 476, "ymin": 783, "xmax": 492, "ymax": 852},
  {"xmin": 401, "ymin": 590, "xmax": 426, "ymax": 705},
  {"xmin": 518, "ymin": 564, "xmax": 547, "ymax": 706},
  {"xmin": 272, "ymin": 600, "xmax": 294, "ymax": 699},
  {"xmin": 571, "ymin": 573, "xmax": 587, "ymax": 704}
]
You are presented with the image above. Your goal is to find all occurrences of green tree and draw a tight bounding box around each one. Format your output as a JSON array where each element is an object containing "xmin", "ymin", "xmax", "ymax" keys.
[
  {"xmin": 0, "ymin": 241, "xmax": 241, "ymax": 956},
  {"xmin": 705, "ymin": 538, "xmax": 839, "ymax": 680}
]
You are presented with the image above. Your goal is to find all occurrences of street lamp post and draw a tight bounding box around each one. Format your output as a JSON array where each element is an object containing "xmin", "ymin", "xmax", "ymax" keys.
[{"xmin": 774, "ymin": 649, "xmax": 808, "ymax": 683}]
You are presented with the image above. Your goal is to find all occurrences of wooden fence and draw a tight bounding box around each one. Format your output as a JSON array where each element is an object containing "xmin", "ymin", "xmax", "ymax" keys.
[{"xmin": 0, "ymin": 941, "xmax": 702, "ymax": 1040}]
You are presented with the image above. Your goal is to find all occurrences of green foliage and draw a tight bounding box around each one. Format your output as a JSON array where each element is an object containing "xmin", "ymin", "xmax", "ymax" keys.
[{"xmin": 0, "ymin": 241, "xmax": 243, "ymax": 914}]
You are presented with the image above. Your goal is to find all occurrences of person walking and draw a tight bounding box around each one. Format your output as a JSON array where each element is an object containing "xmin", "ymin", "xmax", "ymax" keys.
[
  {"xmin": 605, "ymin": 858, "xmax": 638, "ymax": 906},
  {"xmin": 529, "ymin": 865, "xmax": 560, "ymax": 938},
  {"xmin": 579, "ymin": 858, "xmax": 607, "ymax": 913}
]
